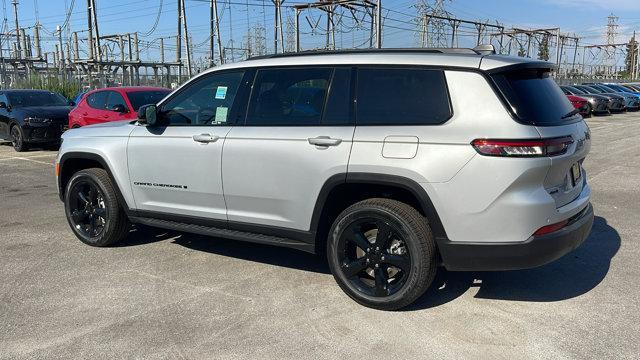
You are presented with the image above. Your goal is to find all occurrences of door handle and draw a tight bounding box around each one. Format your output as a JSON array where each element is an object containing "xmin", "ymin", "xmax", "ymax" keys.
[
  {"xmin": 308, "ymin": 136, "xmax": 342, "ymax": 147},
  {"xmin": 193, "ymin": 133, "xmax": 219, "ymax": 143}
]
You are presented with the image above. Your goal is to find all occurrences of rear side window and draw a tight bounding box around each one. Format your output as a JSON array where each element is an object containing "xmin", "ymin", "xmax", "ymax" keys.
[
  {"xmin": 356, "ymin": 68, "xmax": 451, "ymax": 125},
  {"xmin": 492, "ymin": 69, "xmax": 576, "ymax": 125},
  {"xmin": 86, "ymin": 91, "xmax": 108, "ymax": 110},
  {"xmin": 246, "ymin": 67, "xmax": 332, "ymax": 126}
]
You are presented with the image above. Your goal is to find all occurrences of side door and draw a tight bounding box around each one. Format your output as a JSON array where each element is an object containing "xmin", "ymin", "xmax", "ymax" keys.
[
  {"xmin": 83, "ymin": 91, "xmax": 109, "ymax": 125},
  {"xmin": 0, "ymin": 93, "xmax": 9, "ymax": 140},
  {"xmin": 222, "ymin": 66, "xmax": 355, "ymax": 231},
  {"xmin": 127, "ymin": 69, "xmax": 251, "ymax": 220}
]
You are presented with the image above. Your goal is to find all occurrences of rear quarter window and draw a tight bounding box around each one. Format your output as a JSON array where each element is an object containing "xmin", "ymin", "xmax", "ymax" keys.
[
  {"xmin": 355, "ymin": 68, "xmax": 452, "ymax": 125},
  {"xmin": 492, "ymin": 69, "xmax": 577, "ymax": 126}
]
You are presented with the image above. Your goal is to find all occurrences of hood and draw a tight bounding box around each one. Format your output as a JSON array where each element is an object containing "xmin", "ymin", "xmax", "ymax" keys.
[
  {"xmin": 62, "ymin": 120, "xmax": 136, "ymax": 140},
  {"xmin": 15, "ymin": 106, "xmax": 71, "ymax": 119}
]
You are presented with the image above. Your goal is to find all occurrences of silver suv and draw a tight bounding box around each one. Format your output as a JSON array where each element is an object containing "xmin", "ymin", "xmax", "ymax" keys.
[{"xmin": 56, "ymin": 47, "xmax": 594, "ymax": 310}]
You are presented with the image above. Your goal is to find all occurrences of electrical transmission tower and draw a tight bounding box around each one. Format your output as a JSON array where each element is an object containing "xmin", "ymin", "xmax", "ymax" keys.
[
  {"xmin": 416, "ymin": 0, "xmax": 450, "ymax": 47},
  {"xmin": 605, "ymin": 13, "xmax": 618, "ymax": 71}
]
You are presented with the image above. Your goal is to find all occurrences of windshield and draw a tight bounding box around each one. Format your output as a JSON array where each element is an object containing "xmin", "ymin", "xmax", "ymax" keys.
[
  {"xmin": 7, "ymin": 91, "xmax": 68, "ymax": 107},
  {"xmin": 492, "ymin": 69, "xmax": 576, "ymax": 125},
  {"xmin": 578, "ymin": 85, "xmax": 603, "ymax": 94},
  {"xmin": 126, "ymin": 90, "xmax": 170, "ymax": 111}
]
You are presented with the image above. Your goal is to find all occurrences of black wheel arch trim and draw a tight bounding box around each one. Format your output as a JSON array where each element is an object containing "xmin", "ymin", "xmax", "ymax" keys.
[
  {"xmin": 58, "ymin": 152, "xmax": 130, "ymax": 214},
  {"xmin": 309, "ymin": 172, "xmax": 449, "ymax": 245}
]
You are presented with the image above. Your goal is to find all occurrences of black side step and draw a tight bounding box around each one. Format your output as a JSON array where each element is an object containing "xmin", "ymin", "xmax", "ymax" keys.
[{"xmin": 130, "ymin": 216, "xmax": 314, "ymax": 253}]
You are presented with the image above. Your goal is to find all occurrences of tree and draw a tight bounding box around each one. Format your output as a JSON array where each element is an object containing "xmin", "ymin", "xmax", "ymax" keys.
[
  {"xmin": 538, "ymin": 34, "xmax": 550, "ymax": 61},
  {"xmin": 624, "ymin": 33, "xmax": 638, "ymax": 78}
]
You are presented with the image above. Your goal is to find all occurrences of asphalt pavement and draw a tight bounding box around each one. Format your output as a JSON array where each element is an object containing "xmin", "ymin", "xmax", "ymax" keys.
[{"xmin": 0, "ymin": 113, "xmax": 638, "ymax": 359}]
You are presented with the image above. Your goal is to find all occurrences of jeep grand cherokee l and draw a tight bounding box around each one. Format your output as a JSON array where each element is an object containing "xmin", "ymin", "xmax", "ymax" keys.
[{"xmin": 56, "ymin": 47, "xmax": 593, "ymax": 310}]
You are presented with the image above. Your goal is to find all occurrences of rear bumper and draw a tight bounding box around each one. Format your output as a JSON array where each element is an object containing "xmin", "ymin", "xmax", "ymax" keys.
[{"xmin": 438, "ymin": 203, "xmax": 594, "ymax": 271}]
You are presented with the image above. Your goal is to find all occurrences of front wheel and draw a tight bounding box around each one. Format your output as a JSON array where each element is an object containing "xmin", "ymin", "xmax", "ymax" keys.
[
  {"xmin": 64, "ymin": 168, "xmax": 130, "ymax": 246},
  {"xmin": 10, "ymin": 125, "xmax": 27, "ymax": 152},
  {"xmin": 327, "ymin": 198, "xmax": 437, "ymax": 310}
]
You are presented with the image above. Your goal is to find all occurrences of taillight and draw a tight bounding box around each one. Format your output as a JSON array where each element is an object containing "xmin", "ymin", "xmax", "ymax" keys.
[
  {"xmin": 533, "ymin": 219, "xmax": 569, "ymax": 236},
  {"xmin": 471, "ymin": 137, "xmax": 573, "ymax": 157}
]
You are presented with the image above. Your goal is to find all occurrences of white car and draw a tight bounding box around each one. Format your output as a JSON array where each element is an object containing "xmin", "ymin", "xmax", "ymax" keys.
[{"xmin": 56, "ymin": 46, "xmax": 593, "ymax": 310}]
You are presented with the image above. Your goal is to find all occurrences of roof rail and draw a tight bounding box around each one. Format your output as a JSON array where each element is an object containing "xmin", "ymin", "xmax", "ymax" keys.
[{"xmin": 246, "ymin": 47, "xmax": 482, "ymax": 61}]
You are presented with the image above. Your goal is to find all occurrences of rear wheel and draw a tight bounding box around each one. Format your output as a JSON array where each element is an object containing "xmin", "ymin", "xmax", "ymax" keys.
[
  {"xmin": 10, "ymin": 125, "xmax": 27, "ymax": 152},
  {"xmin": 64, "ymin": 168, "xmax": 130, "ymax": 246},
  {"xmin": 327, "ymin": 198, "xmax": 437, "ymax": 310}
]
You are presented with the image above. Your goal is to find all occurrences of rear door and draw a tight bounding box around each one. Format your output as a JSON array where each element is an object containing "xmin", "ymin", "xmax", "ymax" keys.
[
  {"xmin": 491, "ymin": 69, "xmax": 590, "ymax": 208},
  {"xmin": 222, "ymin": 66, "xmax": 354, "ymax": 231}
]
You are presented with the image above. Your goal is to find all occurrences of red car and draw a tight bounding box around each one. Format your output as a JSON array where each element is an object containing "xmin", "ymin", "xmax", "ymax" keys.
[
  {"xmin": 567, "ymin": 94, "xmax": 591, "ymax": 118},
  {"xmin": 68, "ymin": 86, "xmax": 171, "ymax": 128}
]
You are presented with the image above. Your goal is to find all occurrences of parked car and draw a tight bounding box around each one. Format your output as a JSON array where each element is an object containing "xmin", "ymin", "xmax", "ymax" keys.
[
  {"xmin": 68, "ymin": 86, "xmax": 170, "ymax": 128},
  {"xmin": 572, "ymin": 85, "xmax": 626, "ymax": 112},
  {"xmin": 598, "ymin": 83, "xmax": 640, "ymax": 104},
  {"xmin": 621, "ymin": 83, "xmax": 640, "ymax": 92},
  {"xmin": 567, "ymin": 95, "xmax": 590, "ymax": 117},
  {"xmin": 560, "ymin": 85, "xmax": 610, "ymax": 115},
  {"xmin": 0, "ymin": 89, "xmax": 72, "ymax": 152},
  {"xmin": 589, "ymin": 84, "xmax": 640, "ymax": 111},
  {"xmin": 582, "ymin": 84, "xmax": 639, "ymax": 111},
  {"xmin": 56, "ymin": 48, "xmax": 593, "ymax": 310}
]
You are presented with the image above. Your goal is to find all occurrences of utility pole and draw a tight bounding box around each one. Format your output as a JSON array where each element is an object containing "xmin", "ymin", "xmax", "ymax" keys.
[
  {"xmin": 86, "ymin": 0, "xmax": 94, "ymax": 59},
  {"xmin": 177, "ymin": 0, "xmax": 182, "ymax": 81},
  {"xmin": 210, "ymin": 0, "xmax": 215, "ymax": 66},
  {"xmin": 57, "ymin": 25, "xmax": 65, "ymax": 79},
  {"xmin": 376, "ymin": 0, "xmax": 382, "ymax": 48},
  {"xmin": 212, "ymin": 0, "xmax": 223, "ymax": 64},
  {"xmin": 272, "ymin": 0, "xmax": 284, "ymax": 54},
  {"xmin": 180, "ymin": 0, "xmax": 192, "ymax": 77},
  {"xmin": 12, "ymin": 0, "xmax": 21, "ymax": 57}
]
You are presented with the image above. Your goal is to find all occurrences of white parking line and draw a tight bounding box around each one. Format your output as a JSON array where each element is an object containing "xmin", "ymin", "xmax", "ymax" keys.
[{"xmin": 0, "ymin": 156, "xmax": 54, "ymax": 165}]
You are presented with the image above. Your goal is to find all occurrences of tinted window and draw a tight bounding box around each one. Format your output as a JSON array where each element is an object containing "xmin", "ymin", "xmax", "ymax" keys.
[
  {"xmin": 356, "ymin": 68, "xmax": 451, "ymax": 125},
  {"xmin": 86, "ymin": 91, "xmax": 108, "ymax": 110},
  {"xmin": 0, "ymin": 93, "xmax": 7, "ymax": 106},
  {"xmin": 127, "ymin": 90, "xmax": 170, "ymax": 111},
  {"xmin": 246, "ymin": 67, "xmax": 332, "ymax": 126},
  {"xmin": 6, "ymin": 91, "xmax": 68, "ymax": 107},
  {"xmin": 161, "ymin": 71, "xmax": 245, "ymax": 126},
  {"xmin": 492, "ymin": 69, "xmax": 576, "ymax": 125},
  {"xmin": 105, "ymin": 91, "xmax": 127, "ymax": 111},
  {"xmin": 322, "ymin": 68, "xmax": 352, "ymax": 125},
  {"xmin": 564, "ymin": 86, "xmax": 586, "ymax": 95}
]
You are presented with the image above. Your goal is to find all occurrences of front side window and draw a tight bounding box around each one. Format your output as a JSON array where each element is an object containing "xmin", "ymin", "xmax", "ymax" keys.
[
  {"xmin": 246, "ymin": 67, "xmax": 332, "ymax": 126},
  {"xmin": 160, "ymin": 71, "xmax": 245, "ymax": 126},
  {"xmin": 86, "ymin": 91, "xmax": 108, "ymax": 110},
  {"xmin": 356, "ymin": 68, "xmax": 452, "ymax": 125}
]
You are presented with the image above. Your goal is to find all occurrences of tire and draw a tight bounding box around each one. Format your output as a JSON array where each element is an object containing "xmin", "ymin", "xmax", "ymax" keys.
[
  {"xmin": 327, "ymin": 198, "xmax": 437, "ymax": 310},
  {"xmin": 582, "ymin": 103, "xmax": 592, "ymax": 118},
  {"xmin": 10, "ymin": 125, "xmax": 27, "ymax": 152},
  {"xmin": 64, "ymin": 168, "xmax": 130, "ymax": 247}
]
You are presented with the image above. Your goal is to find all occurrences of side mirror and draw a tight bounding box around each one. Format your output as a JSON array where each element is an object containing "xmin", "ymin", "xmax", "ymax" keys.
[
  {"xmin": 111, "ymin": 104, "xmax": 127, "ymax": 113},
  {"xmin": 0, "ymin": 102, "xmax": 6, "ymax": 109},
  {"xmin": 137, "ymin": 104, "xmax": 158, "ymax": 126}
]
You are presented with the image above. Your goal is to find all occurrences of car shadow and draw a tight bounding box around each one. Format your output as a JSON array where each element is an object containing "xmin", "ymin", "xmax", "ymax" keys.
[
  {"xmin": 117, "ymin": 216, "xmax": 619, "ymax": 309},
  {"xmin": 118, "ymin": 224, "xmax": 331, "ymax": 274},
  {"xmin": 406, "ymin": 216, "xmax": 620, "ymax": 310}
]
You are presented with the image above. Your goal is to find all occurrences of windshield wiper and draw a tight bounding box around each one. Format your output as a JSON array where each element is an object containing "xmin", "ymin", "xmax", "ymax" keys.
[{"xmin": 561, "ymin": 108, "xmax": 581, "ymax": 119}]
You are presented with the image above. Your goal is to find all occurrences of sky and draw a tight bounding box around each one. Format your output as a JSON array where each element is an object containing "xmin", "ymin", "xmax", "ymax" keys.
[{"xmin": 3, "ymin": 0, "xmax": 640, "ymax": 65}]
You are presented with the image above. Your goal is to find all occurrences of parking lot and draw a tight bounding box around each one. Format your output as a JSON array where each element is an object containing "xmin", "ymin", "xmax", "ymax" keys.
[{"xmin": 0, "ymin": 113, "xmax": 638, "ymax": 359}]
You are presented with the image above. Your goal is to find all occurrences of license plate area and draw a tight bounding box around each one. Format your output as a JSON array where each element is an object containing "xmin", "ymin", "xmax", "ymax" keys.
[{"xmin": 570, "ymin": 162, "xmax": 582, "ymax": 186}]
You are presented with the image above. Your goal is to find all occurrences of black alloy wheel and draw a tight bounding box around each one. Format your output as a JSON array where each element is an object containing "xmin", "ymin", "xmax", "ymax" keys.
[
  {"xmin": 328, "ymin": 198, "xmax": 437, "ymax": 310},
  {"xmin": 68, "ymin": 179, "xmax": 108, "ymax": 239},
  {"xmin": 64, "ymin": 168, "xmax": 130, "ymax": 246},
  {"xmin": 10, "ymin": 125, "xmax": 26, "ymax": 152},
  {"xmin": 337, "ymin": 217, "xmax": 412, "ymax": 298}
]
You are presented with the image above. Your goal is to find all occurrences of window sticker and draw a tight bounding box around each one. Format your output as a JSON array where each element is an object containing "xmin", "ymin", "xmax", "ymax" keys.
[
  {"xmin": 215, "ymin": 106, "xmax": 228, "ymax": 123},
  {"xmin": 215, "ymin": 86, "xmax": 228, "ymax": 100}
]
